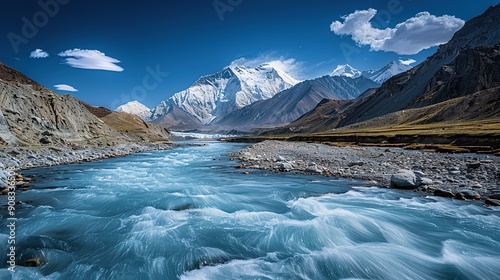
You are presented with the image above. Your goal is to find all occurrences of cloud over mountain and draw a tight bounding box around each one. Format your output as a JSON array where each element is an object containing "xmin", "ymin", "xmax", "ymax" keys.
[
  {"xmin": 54, "ymin": 84, "xmax": 78, "ymax": 92},
  {"xmin": 58, "ymin": 49, "xmax": 124, "ymax": 72},
  {"xmin": 331, "ymin": 9, "xmax": 465, "ymax": 54},
  {"xmin": 229, "ymin": 55, "xmax": 302, "ymax": 81}
]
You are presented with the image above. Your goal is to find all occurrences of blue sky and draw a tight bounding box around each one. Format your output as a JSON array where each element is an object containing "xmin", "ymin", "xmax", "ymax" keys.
[{"xmin": 1, "ymin": 0, "xmax": 498, "ymax": 109}]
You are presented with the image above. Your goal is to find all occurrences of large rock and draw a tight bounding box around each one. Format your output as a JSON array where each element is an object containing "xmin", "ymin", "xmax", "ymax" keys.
[
  {"xmin": 455, "ymin": 190, "xmax": 481, "ymax": 200},
  {"xmin": 390, "ymin": 169, "xmax": 420, "ymax": 189}
]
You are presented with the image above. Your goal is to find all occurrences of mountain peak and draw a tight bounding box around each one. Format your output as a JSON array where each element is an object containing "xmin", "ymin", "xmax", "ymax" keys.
[
  {"xmin": 115, "ymin": 100, "xmax": 152, "ymax": 120},
  {"xmin": 361, "ymin": 59, "xmax": 416, "ymax": 84},
  {"xmin": 331, "ymin": 64, "xmax": 361, "ymax": 78},
  {"xmin": 151, "ymin": 62, "xmax": 300, "ymax": 127}
]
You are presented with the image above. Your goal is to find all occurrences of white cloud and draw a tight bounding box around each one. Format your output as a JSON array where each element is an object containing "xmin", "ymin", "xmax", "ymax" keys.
[
  {"xmin": 331, "ymin": 9, "xmax": 465, "ymax": 55},
  {"xmin": 30, "ymin": 49, "xmax": 49, "ymax": 58},
  {"xmin": 54, "ymin": 84, "xmax": 78, "ymax": 92},
  {"xmin": 399, "ymin": 58, "xmax": 416, "ymax": 66},
  {"xmin": 229, "ymin": 54, "xmax": 303, "ymax": 79},
  {"xmin": 58, "ymin": 49, "xmax": 124, "ymax": 72}
]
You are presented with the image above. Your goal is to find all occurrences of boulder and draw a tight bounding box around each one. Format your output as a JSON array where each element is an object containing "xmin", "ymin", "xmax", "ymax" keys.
[
  {"xmin": 277, "ymin": 156, "xmax": 286, "ymax": 162},
  {"xmin": 434, "ymin": 189, "xmax": 455, "ymax": 198},
  {"xmin": 279, "ymin": 162, "xmax": 293, "ymax": 171},
  {"xmin": 485, "ymin": 199, "xmax": 500, "ymax": 206},
  {"xmin": 455, "ymin": 190, "xmax": 481, "ymax": 200},
  {"xmin": 390, "ymin": 169, "xmax": 420, "ymax": 189}
]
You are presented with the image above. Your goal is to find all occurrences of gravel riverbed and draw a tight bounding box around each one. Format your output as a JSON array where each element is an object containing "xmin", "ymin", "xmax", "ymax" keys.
[{"xmin": 229, "ymin": 140, "xmax": 500, "ymax": 205}]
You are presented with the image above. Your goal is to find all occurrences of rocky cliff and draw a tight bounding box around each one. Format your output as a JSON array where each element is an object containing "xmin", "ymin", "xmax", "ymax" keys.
[{"xmin": 0, "ymin": 62, "xmax": 170, "ymax": 146}]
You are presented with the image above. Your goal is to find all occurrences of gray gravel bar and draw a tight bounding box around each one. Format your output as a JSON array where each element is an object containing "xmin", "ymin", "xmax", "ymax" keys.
[{"xmin": 229, "ymin": 140, "xmax": 500, "ymax": 204}]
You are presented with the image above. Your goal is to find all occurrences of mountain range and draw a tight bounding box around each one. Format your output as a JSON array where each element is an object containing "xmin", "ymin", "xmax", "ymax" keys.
[
  {"xmin": 331, "ymin": 59, "xmax": 416, "ymax": 84},
  {"xmin": 272, "ymin": 4, "xmax": 500, "ymax": 134},
  {"xmin": 211, "ymin": 75, "xmax": 378, "ymax": 130},
  {"xmin": 148, "ymin": 63, "xmax": 299, "ymax": 130},
  {"xmin": 117, "ymin": 59, "xmax": 413, "ymax": 132},
  {"xmin": 3, "ymin": 4, "xmax": 498, "ymax": 146}
]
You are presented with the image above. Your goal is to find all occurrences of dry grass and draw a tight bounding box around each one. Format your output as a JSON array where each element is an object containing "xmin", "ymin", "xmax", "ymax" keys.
[{"xmin": 314, "ymin": 119, "xmax": 500, "ymax": 137}]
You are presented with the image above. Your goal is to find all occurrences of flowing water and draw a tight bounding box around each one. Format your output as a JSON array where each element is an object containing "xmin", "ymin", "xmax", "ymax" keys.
[{"xmin": 1, "ymin": 142, "xmax": 500, "ymax": 279}]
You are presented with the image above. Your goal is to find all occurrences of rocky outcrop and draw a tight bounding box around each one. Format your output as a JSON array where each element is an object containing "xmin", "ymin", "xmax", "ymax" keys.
[{"xmin": 0, "ymin": 62, "xmax": 170, "ymax": 146}]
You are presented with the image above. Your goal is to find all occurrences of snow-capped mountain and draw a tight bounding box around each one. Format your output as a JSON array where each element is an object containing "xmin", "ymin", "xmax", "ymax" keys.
[
  {"xmin": 361, "ymin": 59, "xmax": 416, "ymax": 84},
  {"xmin": 331, "ymin": 59, "xmax": 416, "ymax": 84},
  {"xmin": 214, "ymin": 75, "xmax": 379, "ymax": 130},
  {"xmin": 331, "ymin": 64, "xmax": 361, "ymax": 78},
  {"xmin": 151, "ymin": 63, "xmax": 299, "ymax": 126},
  {"xmin": 115, "ymin": 100, "xmax": 152, "ymax": 120}
]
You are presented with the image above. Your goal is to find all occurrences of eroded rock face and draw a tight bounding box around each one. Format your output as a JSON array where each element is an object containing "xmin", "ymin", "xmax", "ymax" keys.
[
  {"xmin": 0, "ymin": 67, "xmax": 118, "ymax": 145},
  {"xmin": 0, "ymin": 62, "xmax": 170, "ymax": 146}
]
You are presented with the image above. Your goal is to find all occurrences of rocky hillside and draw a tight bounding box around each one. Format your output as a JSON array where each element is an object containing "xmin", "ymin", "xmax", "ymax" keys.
[
  {"xmin": 272, "ymin": 4, "xmax": 500, "ymax": 135},
  {"xmin": 337, "ymin": 5, "xmax": 500, "ymax": 127},
  {"xmin": 82, "ymin": 103, "xmax": 171, "ymax": 143},
  {"xmin": 0, "ymin": 62, "xmax": 170, "ymax": 146}
]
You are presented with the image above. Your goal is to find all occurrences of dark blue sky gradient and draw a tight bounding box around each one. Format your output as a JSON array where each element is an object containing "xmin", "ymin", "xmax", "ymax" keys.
[{"xmin": 1, "ymin": 0, "xmax": 498, "ymax": 108}]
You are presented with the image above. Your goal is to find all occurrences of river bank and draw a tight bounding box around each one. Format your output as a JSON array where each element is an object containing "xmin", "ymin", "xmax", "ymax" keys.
[
  {"xmin": 229, "ymin": 140, "xmax": 500, "ymax": 205},
  {"xmin": 0, "ymin": 142, "xmax": 176, "ymax": 192}
]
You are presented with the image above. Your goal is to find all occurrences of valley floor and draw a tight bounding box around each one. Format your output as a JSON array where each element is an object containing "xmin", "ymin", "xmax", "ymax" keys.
[{"xmin": 230, "ymin": 140, "xmax": 500, "ymax": 205}]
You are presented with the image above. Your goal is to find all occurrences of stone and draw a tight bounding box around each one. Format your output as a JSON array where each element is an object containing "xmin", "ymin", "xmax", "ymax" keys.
[
  {"xmin": 22, "ymin": 258, "xmax": 42, "ymax": 267},
  {"xmin": 414, "ymin": 171, "xmax": 426, "ymax": 177},
  {"xmin": 489, "ymin": 193, "xmax": 500, "ymax": 200},
  {"xmin": 305, "ymin": 168, "xmax": 322, "ymax": 174},
  {"xmin": 390, "ymin": 169, "xmax": 420, "ymax": 189},
  {"xmin": 449, "ymin": 170, "xmax": 461, "ymax": 175},
  {"xmin": 277, "ymin": 156, "xmax": 286, "ymax": 162},
  {"xmin": 434, "ymin": 189, "xmax": 455, "ymax": 198},
  {"xmin": 420, "ymin": 177, "xmax": 433, "ymax": 185},
  {"xmin": 485, "ymin": 199, "xmax": 500, "ymax": 206},
  {"xmin": 455, "ymin": 190, "xmax": 481, "ymax": 200},
  {"xmin": 467, "ymin": 162, "xmax": 481, "ymax": 169},
  {"xmin": 365, "ymin": 180, "xmax": 379, "ymax": 185},
  {"xmin": 279, "ymin": 162, "xmax": 293, "ymax": 171},
  {"xmin": 39, "ymin": 137, "xmax": 51, "ymax": 144},
  {"xmin": 348, "ymin": 161, "xmax": 365, "ymax": 167}
]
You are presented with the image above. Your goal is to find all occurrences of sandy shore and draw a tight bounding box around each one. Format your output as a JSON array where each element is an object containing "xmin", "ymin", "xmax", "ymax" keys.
[{"xmin": 229, "ymin": 140, "xmax": 500, "ymax": 205}]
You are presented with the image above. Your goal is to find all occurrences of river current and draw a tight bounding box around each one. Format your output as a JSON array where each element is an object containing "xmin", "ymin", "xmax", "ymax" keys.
[{"xmin": 1, "ymin": 142, "xmax": 499, "ymax": 279}]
